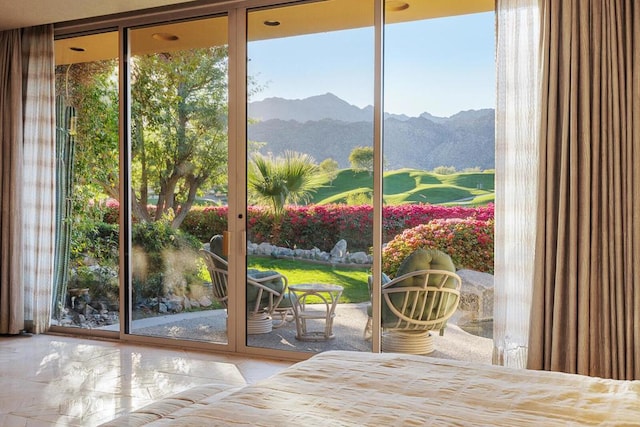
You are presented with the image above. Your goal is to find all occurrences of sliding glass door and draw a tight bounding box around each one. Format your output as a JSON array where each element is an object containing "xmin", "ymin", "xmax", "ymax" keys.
[
  {"xmin": 245, "ymin": 0, "xmax": 375, "ymax": 353},
  {"xmin": 381, "ymin": 6, "xmax": 496, "ymax": 355},
  {"xmin": 52, "ymin": 0, "xmax": 495, "ymax": 360},
  {"xmin": 52, "ymin": 31, "xmax": 121, "ymax": 333},
  {"xmin": 127, "ymin": 16, "xmax": 231, "ymax": 345}
]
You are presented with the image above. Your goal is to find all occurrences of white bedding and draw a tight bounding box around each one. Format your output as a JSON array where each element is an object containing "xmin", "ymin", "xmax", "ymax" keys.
[{"xmin": 103, "ymin": 350, "xmax": 640, "ymax": 426}]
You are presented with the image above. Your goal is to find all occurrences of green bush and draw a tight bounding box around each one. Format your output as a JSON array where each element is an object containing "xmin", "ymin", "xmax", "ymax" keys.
[
  {"xmin": 70, "ymin": 219, "xmax": 119, "ymax": 267},
  {"xmin": 382, "ymin": 217, "xmax": 494, "ymax": 276},
  {"xmin": 178, "ymin": 206, "xmax": 229, "ymax": 242},
  {"xmin": 131, "ymin": 220, "xmax": 203, "ymax": 303}
]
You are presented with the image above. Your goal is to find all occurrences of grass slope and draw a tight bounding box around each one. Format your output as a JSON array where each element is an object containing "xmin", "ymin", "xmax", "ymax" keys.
[{"xmin": 312, "ymin": 168, "xmax": 494, "ymax": 206}]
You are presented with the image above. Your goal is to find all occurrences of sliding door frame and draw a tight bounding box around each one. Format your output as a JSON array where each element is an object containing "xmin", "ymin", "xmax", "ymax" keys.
[{"xmin": 52, "ymin": 0, "xmax": 385, "ymax": 361}]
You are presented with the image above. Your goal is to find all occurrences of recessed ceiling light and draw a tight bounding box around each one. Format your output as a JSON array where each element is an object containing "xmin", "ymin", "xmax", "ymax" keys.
[
  {"xmin": 263, "ymin": 20, "xmax": 281, "ymax": 27},
  {"xmin": 69, "ymin": 47, "xmax": 85, "ymax": 52},
  {"xmin": 386, "ymin": 1, "xmax": 409, "ymax": 11},
  {"xmin": 152, "ymin": 32, "xmax": 179, "ymax": 41}
]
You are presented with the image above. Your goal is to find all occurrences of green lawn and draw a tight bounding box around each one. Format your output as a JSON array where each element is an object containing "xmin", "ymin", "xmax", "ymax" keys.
[{"xmin": 248, "ymin": 256, "xmax": 370, "ymax": 304}]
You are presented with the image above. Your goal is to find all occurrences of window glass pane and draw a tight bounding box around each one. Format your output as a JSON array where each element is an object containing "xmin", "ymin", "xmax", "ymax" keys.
[
  {"xmin": 382, "ymin": 6, "xmax": 495, "ymax": 359},
  {"xmin": 246, "ymin": 0, "xmax": 374, "ymax": 353},
  {"xmin": 127, "ymin": 16, "xmax": 230, "ymax": 344},
  {"xmin": 53, "ymin": 31, "xmax": 121, "ymax": 331}
]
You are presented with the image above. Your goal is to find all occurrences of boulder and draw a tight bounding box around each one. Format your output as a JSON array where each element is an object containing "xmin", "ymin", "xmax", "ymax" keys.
[
  {"xmin": 198, "ymin": 296, "xmax": 213, "ymax": 307},
  {"xmin": 330, "ymin": 239, "xmax": 347, "ymax": 259},
  {"xmin": 348, "ymin": 251, "xmax": 370, "ymax": 264},
  {"xmin": 456, "ymin": 269, "xmax": 494, "ymax": 323}
]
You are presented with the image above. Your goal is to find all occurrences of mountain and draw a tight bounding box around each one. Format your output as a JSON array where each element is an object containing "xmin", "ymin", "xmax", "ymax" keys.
[
  {"xmin": 249, "ymin": 93, "xmax": 423, "ymax": 123},
  {"xmin": 247, "ymin": 93, "xmax": 495, "ymax": 170},
  {"xmin": 248, "ymin": 93, "xmax": 373, "ymax": 123}
]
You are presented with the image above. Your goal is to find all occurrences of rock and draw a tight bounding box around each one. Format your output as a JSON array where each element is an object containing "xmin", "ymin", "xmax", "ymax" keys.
[
  {"xmin": 257, "ymin": 242, "xmax": 276, "ymax": 255},
  {"xmin": 83, "ymin": 304, "xmax": 96, "ymax": 317},
  {"xmin": 348, "ymin": 251, "xmax": 369, "ymax": 264},
  {"xmin": 273, "ymin": 247, "xmax": 294, "ymax": 257},
  {"xmin": 199, "ymin": 296, "xmax": 212, "ymax": 307},
  {"xmin": 456, "ymin": 269, "xmax": 494, "ymax": 323},
  {"xmin": 183, "ymin": 296, "xmax": 192, "ymax": 310},
  {"xmin": 165, "ymin": 300, "xmax": 183, "ymax": 313},
  {"xmin": 330, "ymin": 239, "xmax": 347, "ymax": 259}
]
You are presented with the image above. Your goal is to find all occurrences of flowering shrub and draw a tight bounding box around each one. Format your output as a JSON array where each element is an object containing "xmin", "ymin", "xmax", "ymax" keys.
[
  {"xmin": 97, "ymin": 200, "xmax": 494, "ymax": 259},
  {"xmin": 382, "ymin": 203, "xmax": 493, "ymax": 242},
  {"xmin": 382, "ymin": 217, "xmax": 494, "ymax": 276},
  {"xmin": 179, "ymin": 206, "xmax": 229, "ymax": 242}
]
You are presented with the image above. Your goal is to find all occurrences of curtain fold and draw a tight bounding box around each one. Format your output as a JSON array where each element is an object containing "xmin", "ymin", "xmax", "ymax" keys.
[
  {"xmin": 529, "ymin": 0, "xmax": 640, "ymax": 380},
  {"xmin": 0, "ymin": 29, "xmax": 25, "ymax": 335},
  {"xmin": 493, "ymin": 0, "xmax": 541, "ymax": 368},
  {"xmin": 0, "ymin": 25, "xmax": 55, "ymax": 335},
  {"xmin": 22, "ymin": 25, "xmax": 55, "ymax": 334}
]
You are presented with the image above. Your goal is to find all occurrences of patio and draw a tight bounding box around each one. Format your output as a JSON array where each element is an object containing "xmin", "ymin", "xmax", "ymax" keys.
[{"xmin": 129, "ymin": 303, "xmax": 493, "ymax": 364}]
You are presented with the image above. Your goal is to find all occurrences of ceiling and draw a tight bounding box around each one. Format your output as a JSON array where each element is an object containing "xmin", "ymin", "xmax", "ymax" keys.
[
  {"xmin": 0, "ymin": 0, "xmax": 201, "ymax": 31},
  {"xmin": 5, "ymin": 0, "xmax": 495, "ymax": 64},
  {"xmin": 2, "ymin": 0, "xmax": 493, "ymax": 33}
]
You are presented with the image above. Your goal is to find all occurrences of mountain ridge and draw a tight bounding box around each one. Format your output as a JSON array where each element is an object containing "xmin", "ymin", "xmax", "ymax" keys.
[{"xmin": 247, "ymin": 93, "xmax": 495, "ymax": 170}]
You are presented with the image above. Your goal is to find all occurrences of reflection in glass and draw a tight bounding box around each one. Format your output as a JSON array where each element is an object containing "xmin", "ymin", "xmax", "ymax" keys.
[{"xmin": 128, "ymin": 17, "xmax": 230, "ymax": 343}]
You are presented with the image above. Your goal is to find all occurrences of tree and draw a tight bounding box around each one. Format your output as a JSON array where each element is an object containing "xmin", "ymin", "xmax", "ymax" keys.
[
  {"xmin": 56, "ymin": 61, "xmax": 120, "ymax": 204},
  {"xmin": 349, "ymin": 146, "xmax": 374, "ymax": 173},
  {"xmin": 248, "ymin": 151, "xmax": 324, "ymax": 220},
  {"xmin": 130, "ymin": 48, "xmax": 229, "ymax": 228},
  {"xmin": 319, "ymin": 158, "xmax": 339, "ymax": 184},
  {"xmin": 433, "ymin": 165, "xmax": 457, "ymax": 175},
  {"xmin": 58, "ymin": 46, "xmax": 230, "ymax": 230}
]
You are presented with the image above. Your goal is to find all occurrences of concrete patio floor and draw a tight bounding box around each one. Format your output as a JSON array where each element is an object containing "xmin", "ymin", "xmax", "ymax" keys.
[{"xmin": 129, "ymin": 303, "xmax": 493, "ymax": 364}]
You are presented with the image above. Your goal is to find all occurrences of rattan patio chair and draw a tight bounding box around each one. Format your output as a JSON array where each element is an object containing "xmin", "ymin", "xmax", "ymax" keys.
[
  {"xmin": 200, "ymin": 238, "xmax": 291, "ymax": 334},
  {"xmin": 364, "ymin": 248, "xmax": 461, "ymax": 354}
]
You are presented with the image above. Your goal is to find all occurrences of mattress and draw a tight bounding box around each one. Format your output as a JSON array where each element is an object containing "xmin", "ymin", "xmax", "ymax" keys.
[{"xmin": 102, "ymin": 350, "xmax": 640, "ymax": 426}]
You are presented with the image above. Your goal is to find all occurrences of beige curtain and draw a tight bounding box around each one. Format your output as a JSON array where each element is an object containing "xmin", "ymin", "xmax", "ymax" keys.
[
  {"xmin": 0, "ymin": 25, "xmax": 55, "ymax": 335},
  {"xmin": 22, "ymin": 25, "xmax": 55, "ymax": 334},
  {"xmin": 0, "ymin": 29, "xmax": 25, "ymax": 335},
  {"xmin": 493, "ymin": 0, "xmax": 541, "ymax": 368},
  {"xmin": 528, "ymin": 1, "xmax": 640, "ymax": 380}
]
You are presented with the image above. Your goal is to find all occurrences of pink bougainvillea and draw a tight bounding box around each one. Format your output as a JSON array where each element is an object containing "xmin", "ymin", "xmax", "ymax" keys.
[
  {"xmin": 382, "ymin": 217, "xmax": 494, "ymax": 276},
  {"xmin": 98, "ymin": 201, "xmax": 494, "ymax": 272}
]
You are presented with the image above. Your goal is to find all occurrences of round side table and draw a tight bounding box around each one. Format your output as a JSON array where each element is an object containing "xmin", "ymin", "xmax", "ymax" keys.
[{"xmin": 288, "ymin": 283, "xmax": 343, "ymax": 341}]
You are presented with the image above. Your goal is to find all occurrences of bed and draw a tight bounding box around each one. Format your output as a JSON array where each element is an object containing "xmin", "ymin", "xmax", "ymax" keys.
[{"xmin": 102, "ymin": 350, "xmax": 640, "ymax": 426}]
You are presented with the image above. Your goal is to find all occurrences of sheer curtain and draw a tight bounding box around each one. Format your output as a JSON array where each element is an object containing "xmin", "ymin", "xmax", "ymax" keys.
[
  {"xmin": 0, "ymin": 25, "xmax": 55, "ymax": 335},
  {"xmin": 493, "ymin": 0, "xmax": 541, "ymax": 368},
  {"xmin": 528, "ymin": 0, "xmax": 640, "ymax": 380},
  {"xmin": 22, "ymin": 25, "xmax": 56, "ymax": 334}
]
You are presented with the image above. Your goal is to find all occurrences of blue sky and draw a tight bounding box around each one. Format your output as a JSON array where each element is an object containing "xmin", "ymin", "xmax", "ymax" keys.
[{"xmin": 248, "ymin": 12, "xmax": 495, "ymax": 118}]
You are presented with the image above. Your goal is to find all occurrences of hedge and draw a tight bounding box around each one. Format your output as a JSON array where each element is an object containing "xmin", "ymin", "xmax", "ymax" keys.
[{"xmin": 98, "ymin": 202, "xmax": 494, "ymax": 255}]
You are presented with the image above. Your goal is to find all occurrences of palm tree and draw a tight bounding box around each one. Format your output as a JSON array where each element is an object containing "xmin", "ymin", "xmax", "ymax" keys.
[{"xmin": 248, "ymin": 151, "xmax": 324, "ymax": 220}]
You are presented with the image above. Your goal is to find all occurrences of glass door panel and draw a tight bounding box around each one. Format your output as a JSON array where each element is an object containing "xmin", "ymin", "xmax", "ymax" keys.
[
  {"xmin": 52, "ymin": 31, "xmax": 121, "ymax": 332},
  {"xmin": 246, "ymin": 1, "xmax": 374, "ymax": 353},
  {"xmin": 128, "ymin": 16, "xmax": 231, "ymax": 344},
  {"xmin": 382, "ymin": 6, "xmax": 495, "ymax": 356}
]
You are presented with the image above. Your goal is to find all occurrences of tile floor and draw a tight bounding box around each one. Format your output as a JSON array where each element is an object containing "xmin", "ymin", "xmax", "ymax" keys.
[{"xmin": 0, "ymin": 334, "xmax": 293, "ymax": 426}]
